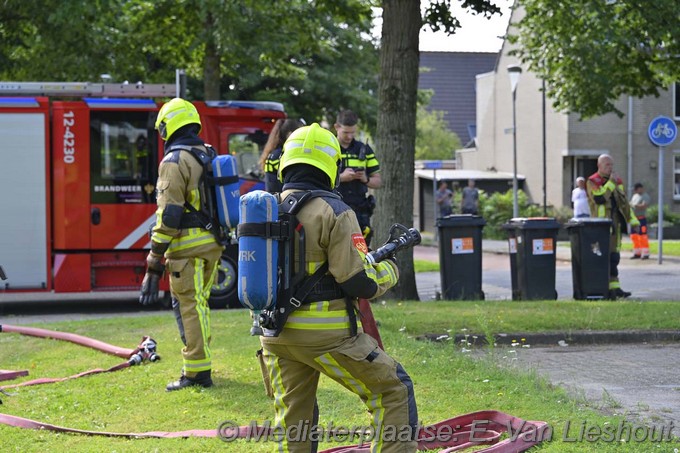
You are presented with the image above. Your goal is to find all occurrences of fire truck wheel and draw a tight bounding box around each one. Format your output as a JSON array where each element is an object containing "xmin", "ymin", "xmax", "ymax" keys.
[{"xmin": 209, "ymin": 250, "xmax": 238, "ymax": 309}]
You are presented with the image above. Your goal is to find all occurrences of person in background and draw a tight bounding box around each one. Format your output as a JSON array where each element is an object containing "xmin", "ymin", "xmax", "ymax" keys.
[
  {"xmin": 571, "ymin": 176, "xmax": 590, "ymax": 218},
  {"xmin": 436, "ymin": 181, "xmax": 453, "ymax": 217},
  {"xmin": 335, "ymin": 109, "xmax": 381, "ymax": 246},
  {"xmin": 461, "ymin": 179, "xmax": 479, "ymax": 215},
  {"xmin": 259, "ymin": 118, "xmax": 305, "ymax": 193},
  {"xmin": 629, "ymin": 182, "xmax": 651, "ymax": 260},
  {"xmin": 587, "ymin": 154, "xmax": 639, "ymax": 299}
]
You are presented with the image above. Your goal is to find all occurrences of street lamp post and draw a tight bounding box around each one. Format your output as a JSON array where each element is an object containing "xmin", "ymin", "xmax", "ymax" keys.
[{"xmin": 507, "ymin": 64, "xmax": 522, "ymax": 218}]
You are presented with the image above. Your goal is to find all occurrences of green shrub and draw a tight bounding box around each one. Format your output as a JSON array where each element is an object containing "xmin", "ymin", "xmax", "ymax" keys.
[
  {"xmin": 548, "ymin": 205, "xmax": 574, "ymax": 225},
  {"xmin": 647, "ymin": 204, "xmax": 680, "ymax": 226},
  {"xmin": 480, "ymin": 190, "xmax": 543, "ymax": 239}
]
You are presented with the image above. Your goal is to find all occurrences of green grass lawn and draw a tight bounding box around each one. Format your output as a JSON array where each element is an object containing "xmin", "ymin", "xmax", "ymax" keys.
[
  {"xmin": 1, "ymin": 303, "xmax": 678, "ymax": 452},
  {"xmin": 619, "ymin": 239, "xmax": 680, "ymax": 256},
  {"xmin": 414, "ymin": 259, "xmax": 439, "ymax": 273}
]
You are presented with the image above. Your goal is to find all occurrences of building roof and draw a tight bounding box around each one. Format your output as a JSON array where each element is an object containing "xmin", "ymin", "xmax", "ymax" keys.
[
  {"xmin": 415, "ymin": 169, "xmax": 524, "ymax": 181},
  {"xmin": 418, "ymin": 51, "xmax": 498, "ymax": 143}
]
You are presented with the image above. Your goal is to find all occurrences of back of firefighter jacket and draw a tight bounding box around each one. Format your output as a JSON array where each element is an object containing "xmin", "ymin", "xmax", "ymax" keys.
[
  {"xmin": 151, "ymin": 146, "xmax": 224, "ymax": 260},
  {"xmin": 263, "ymin": 189, "xmax": 398, "ymax": 346}
]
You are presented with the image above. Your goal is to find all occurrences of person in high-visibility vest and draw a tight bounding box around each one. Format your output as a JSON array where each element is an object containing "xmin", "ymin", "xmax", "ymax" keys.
[
  {"xmin": 586, "ymin": 153, "xmax": 640, "ymax": 299},
  {"xmin": 260, "ymin": 124, "xmax": 418, "ymax": 453},
  {"xmin": 139, "ymin": 98, "xmax": 224, "ymax": 391}
]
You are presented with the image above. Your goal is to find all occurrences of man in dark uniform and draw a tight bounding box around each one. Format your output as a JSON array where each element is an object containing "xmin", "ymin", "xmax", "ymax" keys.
[{"xmin": 334, "ymin": 110, "xmax": 381, "ymax": 246}]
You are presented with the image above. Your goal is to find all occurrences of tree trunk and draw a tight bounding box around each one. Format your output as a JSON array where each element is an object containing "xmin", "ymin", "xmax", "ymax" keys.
[
  {"xmin": 203, "ymin": 11, "xmax": 221, "ymax": 100},
  {"xmin": 374, "ymin": 0, "xmax": 421, "ymax": 301}
]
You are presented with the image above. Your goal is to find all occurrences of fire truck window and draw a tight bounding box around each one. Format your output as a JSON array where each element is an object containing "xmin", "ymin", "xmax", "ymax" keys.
[
  {"xmin": 90, "ymin": 111, "xmax": 158, "ymax": 204},
  {"xmin": 229, "ymin": 133, "xmax": 266, "ymax": 179}
]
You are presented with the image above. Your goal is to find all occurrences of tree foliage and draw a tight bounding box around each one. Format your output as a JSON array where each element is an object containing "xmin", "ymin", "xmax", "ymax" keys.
[
  {"xmin": 415, "ymin": 90, "xmax": 462, "ymax": 160},
  {"xmin": 509, "ymin": 0, "xmax": 680, "ymax": 118},
  {"xmin": 0, "ymin": 0, "xmax": 378, "ymax": 128}
]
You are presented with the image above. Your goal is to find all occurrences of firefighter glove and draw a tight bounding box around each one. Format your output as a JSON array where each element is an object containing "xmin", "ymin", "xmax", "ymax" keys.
[{"xmin": 140, "ymin": 252, "xmax": 165, "ymax": 306}]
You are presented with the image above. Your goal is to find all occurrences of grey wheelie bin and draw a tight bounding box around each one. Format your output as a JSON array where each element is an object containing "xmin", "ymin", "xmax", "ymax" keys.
[
  {"xmin": 436, "ymin": 215, "xmax": 486, "ymax": 300},
  {"xmin": 502, "ymin": 218, "xmax": 561, "ymax": 300},
  {"xmin": 566, "ymin": 218, "xmax": 612, "ymax": 300}
]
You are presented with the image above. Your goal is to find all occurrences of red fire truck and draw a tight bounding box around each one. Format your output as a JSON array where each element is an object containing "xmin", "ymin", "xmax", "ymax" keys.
[{"xmin": 0, "ymin": 81, "xmax": 285, "ymax": 308}]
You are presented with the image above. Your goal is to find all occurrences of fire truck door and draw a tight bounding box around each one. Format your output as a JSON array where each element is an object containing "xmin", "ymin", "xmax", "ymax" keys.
[
  {"xmin": 0, "ymin": 98, "xmax": 50, "ymax": 289},
  {"xmin": 87, "ymin": 101, "xmax": 159, "ymax": 250}
]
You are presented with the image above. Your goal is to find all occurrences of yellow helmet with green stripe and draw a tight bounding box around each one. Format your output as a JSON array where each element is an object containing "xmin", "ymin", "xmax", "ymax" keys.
[
  {"xmin": 155, "ymin": 98, "xmax": 202, "ymax": 141},
  {"xmin": 279, "ymin": 123, "xmax": 341, "ymax": 186}
]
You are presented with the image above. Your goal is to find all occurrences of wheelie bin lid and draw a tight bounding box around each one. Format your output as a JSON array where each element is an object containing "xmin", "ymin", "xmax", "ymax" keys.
[
  {"xmin": 565, "ymin": 217, "xmax": 612, "ymax": 228},
  {"xmin": 502, "ymin": 217, "xmax": 561, "ymax": 230},
  {"xmin": 436, "ymin": 214, "xmax": 486, "ymax": 227}
]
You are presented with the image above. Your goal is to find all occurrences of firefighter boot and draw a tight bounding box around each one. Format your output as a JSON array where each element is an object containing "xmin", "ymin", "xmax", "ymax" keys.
[
  {"xmin": 609, "ymin": 288, "xmax": 632, "ymax": 300},
  {"xmin": 166, "ymin": 371, "xmax": 213, "ymax": 391}
]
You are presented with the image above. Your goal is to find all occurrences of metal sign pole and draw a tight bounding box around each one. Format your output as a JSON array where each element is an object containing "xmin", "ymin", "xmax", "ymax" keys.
[
  {"xmin": 658, "ymin": 146, "xmax": 664, "ymax": 264},
  {"xmin": 433, "ymin": 168, "xmax": 438, "ymax": 241},
  {"xmin": 647, "ymin": 116, "xmax": 677, "ymax": 265}
]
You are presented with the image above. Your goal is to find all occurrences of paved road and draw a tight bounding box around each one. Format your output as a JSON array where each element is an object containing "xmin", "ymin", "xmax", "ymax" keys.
[
  {"xmin": 415, "ymin": 242, "xmax": 680, "ymax": 302},
  {"xmin": 498, "ymin": 343, "xmax": 680, "ymax": 428}
]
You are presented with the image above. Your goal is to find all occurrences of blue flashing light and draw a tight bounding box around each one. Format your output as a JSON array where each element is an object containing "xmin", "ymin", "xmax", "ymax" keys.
[
  {"xmin": 0, "ymin": 97, "xmax": 40, "ymax": 108},
  {"xmin": 84, "ymin": 98, "xmax": 157, "ymax": 109}
]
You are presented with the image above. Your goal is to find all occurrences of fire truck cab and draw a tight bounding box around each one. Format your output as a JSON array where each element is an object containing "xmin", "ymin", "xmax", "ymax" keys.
[{"xmin": 0, "ymin": 82, "xmax": 285, "ymax": 308}]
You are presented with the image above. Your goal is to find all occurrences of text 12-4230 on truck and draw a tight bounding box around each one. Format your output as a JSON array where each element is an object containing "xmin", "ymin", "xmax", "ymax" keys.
[{"xmin": 0, "ymin": 81, "xmax": 285, "ymax": 308}]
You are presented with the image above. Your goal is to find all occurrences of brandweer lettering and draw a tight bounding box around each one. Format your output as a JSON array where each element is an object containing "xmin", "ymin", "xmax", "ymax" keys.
[{"xmin": 94, "ymin": 185, "xmax": 142, "ymax": 192}]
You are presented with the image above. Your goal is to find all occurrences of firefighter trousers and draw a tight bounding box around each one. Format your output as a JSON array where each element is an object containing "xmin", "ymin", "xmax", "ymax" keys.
[
  {"xmin": 608, "ymin": 219, "xmax": 623, "ymax": 289},
  {"xmin": 166, "ymin": 249, "xmax": 221, "ymax": 378},
  {"xmin": 261, "ymin": 332, "xmax": 418, "ymax": 453}
]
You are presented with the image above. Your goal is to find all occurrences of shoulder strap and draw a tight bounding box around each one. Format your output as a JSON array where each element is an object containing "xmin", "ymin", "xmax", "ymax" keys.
[
  {"xmin": 239, "ymin": 190, "xmax": 341, "ymax": 240},
  {"xmin": 167, "ymin": 145, "xmax": 227, "ymax": 243},
  {"xmin": 280, "ymin": 190, "xmax": 340, "ymax": 216},
  {"xmin": 167, "ymin": 144, "xmax": 214, "ymax": 166}
]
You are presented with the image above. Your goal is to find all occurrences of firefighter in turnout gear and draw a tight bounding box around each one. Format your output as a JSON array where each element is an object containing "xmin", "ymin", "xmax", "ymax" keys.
[
  {"xmin": 260, "ymin": 123, "xmax": 418, "ymax": 453},
  {"xmin": 335, "ymin": 110, "xmax": 381, "ymax": 246},
  {"xmin": 586, "ymin": 153, "xmax": 639, "ymax": 300},
  {"xmin": 140, "ymin": 98, "xmax": 224, "ymax": 391}
]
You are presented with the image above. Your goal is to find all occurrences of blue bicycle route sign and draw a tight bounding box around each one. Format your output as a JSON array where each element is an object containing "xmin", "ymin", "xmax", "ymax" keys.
[{"xmin": 648, "ymin": 116, "xmax": 677, "ymax": 147}]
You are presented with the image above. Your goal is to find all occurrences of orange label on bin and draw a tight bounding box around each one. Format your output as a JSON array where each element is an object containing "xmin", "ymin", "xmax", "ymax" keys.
[
  {"xmin": 451, "ymin": 237, "xmax": 474, "ymax": 254},
  {"xmin": 532, "ymin": 238, "xmax": 554, "ymax": 255}
]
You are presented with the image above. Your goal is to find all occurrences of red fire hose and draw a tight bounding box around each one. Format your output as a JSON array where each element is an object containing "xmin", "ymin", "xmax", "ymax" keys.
[{"xmin": 0, "ymin": 324, "xmax": 158, "ymax": 389}]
